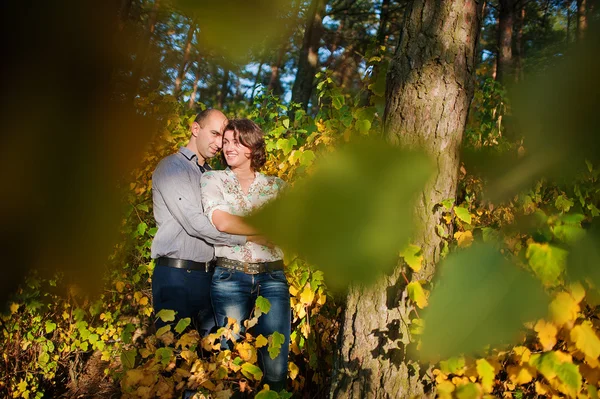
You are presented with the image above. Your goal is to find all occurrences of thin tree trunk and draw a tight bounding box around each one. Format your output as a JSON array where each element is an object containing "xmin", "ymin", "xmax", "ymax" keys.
[
  {"xmin": 331, "ymin": 1, "xmax": 483, "ymax": 398},
  {"xmin": 217, "ymin": 68, "xmax": 229, "ymax": 109},
  {"xmin": 130, "ymin": 0, "xmax": 160, "ymax": 98},
  {"xmin": 188, "ymin": 54, "xmax": 202, "ymax": 110},
  {"xmin": 268, "ymin": 46, "xmax": 286, "ymax": 96},
  {"xmin": 376, "ymin": 0, "xmax": 392, "ymax": 47},
  {"xmin": 514, "ymin": 2, "xmax": 525, "ymax": 82},
  {"xmin": 577, "ymin": 0, "xmax": 588, "ymax": 40},
  {"xmin": 291, "ymin": 0, "xmax": 328, "ymax": 109},
  {"xmin": 174, "ymin": 21, "xmax": 196, "ymax": 97},
  {"xmin": 250, "ymin": 60, "xmax": 265, "ymax": 102},
  {"xmin": 496, "ymin": 0, "xmax": 515, "ymax": 84}
]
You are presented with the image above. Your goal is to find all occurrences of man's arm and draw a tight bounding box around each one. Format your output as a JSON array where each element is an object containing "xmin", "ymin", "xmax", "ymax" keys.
[{"xmin": 153, "ymin": 161, "xmax": 246, "ymax": 246}]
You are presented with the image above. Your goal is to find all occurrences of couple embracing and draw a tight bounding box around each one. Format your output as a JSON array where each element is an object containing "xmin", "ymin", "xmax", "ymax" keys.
[{"xmin": 150, "ymin": 109, "xmax": 290, "ymax": 390}]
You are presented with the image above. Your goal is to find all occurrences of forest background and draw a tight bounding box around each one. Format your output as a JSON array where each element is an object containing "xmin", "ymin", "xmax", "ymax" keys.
[{"xmin": 1, "ymin": 0, "xmax": 599, "ymax": 398}]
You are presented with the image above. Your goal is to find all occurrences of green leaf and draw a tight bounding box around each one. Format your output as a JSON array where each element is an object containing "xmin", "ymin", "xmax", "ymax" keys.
[
  {"xmin": 526, "ymin": 243, "xmax": 568, "ymax": 287},
  {"xmin": 282, "ymin": 118, "xmax": 290, "ymax": 129},
  {"xmin": 355, "ymin": 119, "xmax": 371, "ymax": 135},
  {"xmin": 439, "ymin": 356, "xmax": 465, "ymax": 374},
  {"xmin": 137, "ymin": 222, "xmax": 147, "ymax": 236},
  {"xmin": 247, "ymin": 139, "xmax": 433, "ymax": 291},
  {"xmin": 400, "ymin": 244, "xmax": 422, "ymax": 272},
  {"xmin": 121, "ymin": 348, "xmax": 137, "ymax": 369},
  {"xmin": 256, "ymin": 296, "xmax": 271, "ymax": 314},
  {"xmin": 174, "ymin": 318, "xmax": 191, "ymax": 334},
  {"xmin": 568, "ymin": 230, "xmax": 600, "ymax": 291},
  {"xmin": 530, "ymin": 351, "xmax": 582, "ymax": 395},
  {"xmin": 156, "ymin": 325, "xmax": 171, "ymax": 337},
  {"xmin": 136, "ymin": 204, "xmax": 149, "ymax": 212},
  {"xmin": 45, "ymin": 321, "xmax": 57, "ymax": 334},
  {"xmin": 241, "ymin": 362, "xmax": 263, "ymax": 380},
  {"xmin": 420, "ymin": 243, "xmax": 549, "ymax": 360},
  {"xmin": 155, "ymin": 347, "xmax": 173, "ymax": 366},
  {"xmin": 407, "ymin": 281, "xmax": 428, "ymax": 308},
  {"xmin": 555, "ymin": 195, "xmax": 574, "ymax": 213},
  {"xmin": 268, "ymin": 331, "xmax": 286, "ymax": 359},
  {"xmin": 441, "ymin": 198, "xmax": 455, "ymax": 210},
  {"xmin": 121, "ymin": 323, "xmax": 136, "ymax": 344},
  {"xmin": 331, "ymin": 94, "xmax": 345, "ymax": 110},
  {"xmin": 454, "ymin": 206, "xmax": 472, "ymax": 224},
  {"xmin": 476, "ymin": 358, "xmax": 495, "ymax": 392},
  {"xmin": 155, "ymin": 309, "xmax": 176, "ymax": 322},
  {"xmin": 455, "ymin": 383, "xmax": 480, "ymax": 399},
  {"xmin": 255, "ymin": 388, "xmax": 280, "ymax": 399},
  {"xmin": 299, "ymin": 150, "xmax": 315, "ymax": 166}
]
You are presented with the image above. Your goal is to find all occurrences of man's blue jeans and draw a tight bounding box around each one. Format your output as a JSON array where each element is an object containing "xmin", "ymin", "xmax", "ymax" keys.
[
  {"xmin": 211, "ymin": 266, "xmax": 291, "ymax": 391},
  {"xmin": 152, "ymin": 265, "xmax": 216, "ymax": 336}
]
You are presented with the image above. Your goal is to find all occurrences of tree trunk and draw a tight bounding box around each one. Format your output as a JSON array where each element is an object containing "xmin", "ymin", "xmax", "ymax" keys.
[
  {"xmin": 331, "ymin": 1, "xmax": 483, "ymax": 398},
  {"xmin": 376, "ymin": 0, "xmax": 392, "ymax": 48},
  {"xmin": 217, "ymin": 68, "xmax": 229, "ymax": 109},
  {"xmin": 188, "ymin": 54, "xmax": 202, "ymax": 110},
  {"xmin": 130, "ymin": 0, "xmax": 160, "ymax": 98},
  {"xmin": 514, "ymin": 2, "xmax": 525, "ymax": 82},
  {"xmin": 174, "ymin": 21, "xmax": 196, "ymax": 97},
  {"xmin": 496, "ymin": 0, "xmax": 515, "ymax": 84},
  {"xmin": 250, "ymin": 60, "xmax": 265, "ymax": 102},
  {"xmin": 118, "ymin": 0, "xmax": 133, "ymax": 31},
  {"xmin": 268, "ymin": 46, "xmax": 286, "ymax": 96},
  {"xmin": 577, "ymin": 0, "xmax": 588, "ymax": 40},
  {"xmin": 291, "ymin": 0, "xmax": 328, "ymax": 109}
]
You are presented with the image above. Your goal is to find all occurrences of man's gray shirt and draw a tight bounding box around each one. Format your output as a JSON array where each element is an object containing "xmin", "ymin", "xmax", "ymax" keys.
[{"xmin": 151, "ymin": 147, "xmax": 246, "ymax": 262}]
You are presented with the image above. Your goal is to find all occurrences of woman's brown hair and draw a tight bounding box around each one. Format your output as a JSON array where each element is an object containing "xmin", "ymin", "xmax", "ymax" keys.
[{"xmin": 221, "ymin": 119, "xmax": 266, "ymax": 170}]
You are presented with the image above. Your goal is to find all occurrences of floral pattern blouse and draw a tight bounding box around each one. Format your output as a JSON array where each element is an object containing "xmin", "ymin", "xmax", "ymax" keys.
[{"xmin": 200, "ymin": 168, "xmax": 286, "ymax": 262}]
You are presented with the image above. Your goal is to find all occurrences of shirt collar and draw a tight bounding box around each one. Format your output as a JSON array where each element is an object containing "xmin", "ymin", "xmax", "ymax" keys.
[
  {"xmin": 225, "ymin": 167, "xmax": 264, "ymax": 183},
  {"xmin": 179, "ymin": 146, "xmax": 198, "ymax": 162}
]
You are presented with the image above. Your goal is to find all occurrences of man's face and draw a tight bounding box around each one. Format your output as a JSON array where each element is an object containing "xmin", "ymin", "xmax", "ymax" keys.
[{"xmin": 193, "ymin": 112, "xmax": 228, "ymax": 162}]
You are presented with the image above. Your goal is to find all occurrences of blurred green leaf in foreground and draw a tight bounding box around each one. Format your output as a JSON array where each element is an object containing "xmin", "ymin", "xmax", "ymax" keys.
[
  {"xmin": 248, "ymin": 139, "xmax": 434, "ymax": 291},
  {"xmin": 420, "ymin": 243, "xmax": 549, "ymax": 360}
]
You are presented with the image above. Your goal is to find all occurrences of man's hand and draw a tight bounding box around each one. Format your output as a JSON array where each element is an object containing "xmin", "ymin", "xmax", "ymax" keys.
[{"xmin": 247, "ymin": 234, "xmax": 276, "ymax": 248}]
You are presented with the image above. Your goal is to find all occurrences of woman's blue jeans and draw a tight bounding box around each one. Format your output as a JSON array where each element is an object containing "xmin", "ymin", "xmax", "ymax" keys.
[{"xmin": 211, "ymin": 266, "xmax": 291, "ymax": 391}]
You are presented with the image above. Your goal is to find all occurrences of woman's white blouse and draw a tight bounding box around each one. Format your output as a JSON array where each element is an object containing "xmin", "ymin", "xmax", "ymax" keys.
[{"xmin": 200, "ymin": 168, "xmax": 286, "ymax": 262}]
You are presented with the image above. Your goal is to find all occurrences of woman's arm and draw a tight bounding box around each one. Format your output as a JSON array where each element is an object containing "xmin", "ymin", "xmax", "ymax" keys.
[{"xmin": 211, "ymin": 209, "xmax": 258, "ymax": 235}]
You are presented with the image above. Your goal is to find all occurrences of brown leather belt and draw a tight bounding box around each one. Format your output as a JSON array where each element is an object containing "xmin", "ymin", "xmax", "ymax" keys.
[
  {"xmin": 215, "ymin": 257, "xmax": 284, "ymax": 275},
  {"xmin": 156, "ymin": 257, "xmax": 215, "ymax": 272}
]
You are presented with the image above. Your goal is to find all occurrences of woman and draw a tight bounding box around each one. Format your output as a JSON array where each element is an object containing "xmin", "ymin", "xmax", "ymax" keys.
[{"xmin": 200, "ymin": 118, "xmax": 290, "ymax": 391}]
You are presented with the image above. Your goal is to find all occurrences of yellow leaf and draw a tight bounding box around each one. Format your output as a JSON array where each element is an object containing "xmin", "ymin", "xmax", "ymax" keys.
[
  {"xmin": 407, "ymin": 281, "xmax": 429, "ymax": 309},
  {"xmin": 437, "ymin": 380, "xmax": 455, "ymax": 399},
  {"xmin": 507, "ymin": 365, "xmax": 535, "ymax": 385},
  {"xmin": 289, "ymin": 361, "xmax": 299, "ymax": 380},
  {"xmin": 289, "ymin": 286, "xmax": 298, "ymax": 296},
  {"xmin": 549, "ymin": 292, "xmax": 579, "ymax": 327},
  {"xmin": 115, "ymin": 281, "xmax": 125, "ymax": 293},
  {"xmin": 138, "ymin": 296, "xmax": 149, "ymax": 306},
  {"xmin": 9, "ymin": 303, "xmax": 19, "ymax": 314},
  {"xmin": 570, "ymin": 321, "xmax": 600, "ymax": 363},
  {"xmin": 454, "ymin": 231, "xmax": 474, "ymax": 248},
  {"xmin": 569, "ymin": 282, "xmax": 586, "ymax": 304},
  {"xmin": 316, "ymin": 291, "xmax": 327, "ymax": 305},
  {"xmin": 300, "ymin": 285, "xmax": 315, "ymax": 305},
  {"xmin": 535, "ymin": 381, "xmax": 551, "ymax": 395},
  {"xmin": 255, "ymin": 334, "xmax": 268, "ymax": 348},
  {"xmin": 235, "ymin": 342, "xmax": 257, "ymax": 363},
  {"xmin": 513, "ymin": 346, "xmax": 531, "ymax": 364},
  {"xmin": 535, "ymin": 320, "xmax": 558, "ymax": 351},
  {"xmin": 133, "ymin": 291, "xmax": 143, "ymax": 303}
]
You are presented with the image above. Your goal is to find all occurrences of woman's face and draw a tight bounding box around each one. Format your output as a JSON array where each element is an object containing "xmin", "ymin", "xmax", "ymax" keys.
[{"xmin": 223, "ymin": 129, "xmax": 252, "ymax": 169}]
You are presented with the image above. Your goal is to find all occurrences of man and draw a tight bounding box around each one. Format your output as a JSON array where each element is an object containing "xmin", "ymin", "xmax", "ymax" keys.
[{"xmin": 151, "ymin": 109, "xmax": 258, "ymax": 336}]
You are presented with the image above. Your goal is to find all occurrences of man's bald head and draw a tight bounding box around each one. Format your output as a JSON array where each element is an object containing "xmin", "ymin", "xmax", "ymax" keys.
[{"xmin": 194, "ymin": 109, "xmax": 226, "ymax": 128}]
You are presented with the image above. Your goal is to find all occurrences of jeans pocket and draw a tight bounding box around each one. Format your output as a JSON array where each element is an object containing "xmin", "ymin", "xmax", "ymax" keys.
[
  {"xmin": 214, "ymin": 267, "xmax": 233, "ymax": 282},
  {"xmin": 267, "ymin": 270, "xmax": 288, "ymax": 283}
]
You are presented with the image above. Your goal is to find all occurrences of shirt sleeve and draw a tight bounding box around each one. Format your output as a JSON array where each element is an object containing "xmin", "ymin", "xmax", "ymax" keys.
[
  {"xmin": 152, "ymin": 160, "xmax": 246, "ymax": 246},
  {"xmin": 200, "ymin": 172, "xmax": 235, "ymax": 227}
]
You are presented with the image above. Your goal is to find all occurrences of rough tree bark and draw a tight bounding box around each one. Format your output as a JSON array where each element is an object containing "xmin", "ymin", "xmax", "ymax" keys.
[
  {"xmin": 331, "ymin": 1, "xmax": 483, "ymax": 398},
  {"xmin": 217, "ymin": 68, "xmax": 229, "ymax": 109},
  {"xmin": 291, "ymin": 0, "xmax": 328, "ymax": 109},
  {"xmin": 577, "ymin": 0, "xmax": 588, "ymax": 40},
  {"xmin": 496, "ymin": 0, "xmax": 515, "ymax": 84},
  {"xmin": 173, "ymin": 20, "xmax": 196, "ymax": 97}
]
